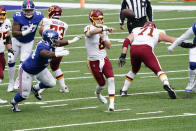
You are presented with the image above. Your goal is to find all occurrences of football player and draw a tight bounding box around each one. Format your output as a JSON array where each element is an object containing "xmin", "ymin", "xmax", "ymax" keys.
[
  {"xmin": 0, "ymin": 5, "xmax": 14, "ymax": 104},
  {"xmin": 84, "ymin": 9, "xmax": 116, "ymax": 111},
  {"xmin": 7, "ymin": 0, "xmax": 44, "ymax": 92},
  {"xmin": 38, "ymin": 5, "xmax": 81, "ymax": 94},
  {"xmin": 168, "ymin": 22, "xmax": 196, "ymax": 93},
  {"xmin": 10, "ymin": 29, "xmax": 69, "ymax": 112},
  {"xmin": 119, "ymin": 22, "xmax": 177, "ymax": 99}
]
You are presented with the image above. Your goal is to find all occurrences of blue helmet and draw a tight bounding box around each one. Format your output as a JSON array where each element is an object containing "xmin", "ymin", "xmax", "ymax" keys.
[
  {"xmin": 22, "ymin": 0, "xmax": 35, "ymax": 18},
  {"xmin": 42, "ymin": 29, "xmax": 59, "ymax": 47}
]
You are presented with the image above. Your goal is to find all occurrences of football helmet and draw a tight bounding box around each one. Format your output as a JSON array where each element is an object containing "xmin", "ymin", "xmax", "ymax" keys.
[
  {"xmin": 47, "ymin": 5, "xmax": 62, "ymax": 19},
  {"xmin": 0, "ymin": 5, "xmax": 6, "ymax": 24},
  {"xmin": 42, "ymin": 29, "xmax": 59, "ymax": 47},
  {"xmin": 22, "ymin": 0, "xmax": 35, "ymax": 19},
  {"xmin": 89, "ymin": 9, "xmax": 104, "ymax": 26},
  {"xmin": 143, "ymin": 21, "xmax": 156, "ymax": 28}
]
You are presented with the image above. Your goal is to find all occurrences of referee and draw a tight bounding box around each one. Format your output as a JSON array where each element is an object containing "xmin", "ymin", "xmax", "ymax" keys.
[{"xmin": 119, "ymin": 0, "xmax": 153, "ymax": 33}]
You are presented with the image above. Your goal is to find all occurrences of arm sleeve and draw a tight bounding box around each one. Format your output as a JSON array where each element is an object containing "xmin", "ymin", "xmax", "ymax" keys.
[
  {"xmin": 146, "ymin": 0, "xmax": 153, "ymax": 22},
  {"xmin": 173, "ymin": 27, "xmax": 194, "ymax": 46},
  {"xmin": 119, "ymin": 0, "xmax": 127, "ymax": 25}
]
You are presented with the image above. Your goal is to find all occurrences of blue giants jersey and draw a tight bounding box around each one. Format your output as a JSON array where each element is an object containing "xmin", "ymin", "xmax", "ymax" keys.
[
  {"xmin": 13, "ymin": 11, "xmax": 44, "ymax": 43},
  {"xmin": 22, "ymin": 41, "xmax": 54, "ymax": 75},
  {"xmin": 192, "ymin": 22, "xmax": 196, "ymax": 43}
]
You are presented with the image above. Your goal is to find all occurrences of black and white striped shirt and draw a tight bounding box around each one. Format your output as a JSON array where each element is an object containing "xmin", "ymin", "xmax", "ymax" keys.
[{"xmin": 119, "ymin": 0, "xmax": 153, "ymax": 25}]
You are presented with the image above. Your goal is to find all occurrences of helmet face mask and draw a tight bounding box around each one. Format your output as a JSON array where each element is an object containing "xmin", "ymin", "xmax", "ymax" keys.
[
  {"xmin": 42, "ymin": 29, "xmax": 59, "ymax": 48},
  {"xmin": 22, "ymin": 0, "xmax": 35, "ymax": 19},
  {"xmin": 0, "ymin": 6, "xmax": 6, "ymax": 24},
  {"xmin": 47, "ymin": 5, "xmax": 62, "ymax": 19},
  {"xmin": 89, "ymin": 9, "xmax": 104, "ymax": 26}
]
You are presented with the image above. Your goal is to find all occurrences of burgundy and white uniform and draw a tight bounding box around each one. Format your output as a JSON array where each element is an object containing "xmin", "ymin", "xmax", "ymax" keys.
[
  {"xmin": 84, "ymin": 24, "xmax": 114, "ymax": 86},
  {"xmin": 130, "ymin": 27, "xmax": 165, "ymax": 74},
  {"xmin": 41, "ymin": 17, "xmax": 68, "ymax": 71},
  {"xmin": 0, "ymin": 19, "xmax": 11, "ymax": 79}
]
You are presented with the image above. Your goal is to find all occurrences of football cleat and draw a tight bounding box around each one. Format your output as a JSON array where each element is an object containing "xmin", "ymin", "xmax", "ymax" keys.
[
  {"xmin": 59, "ymin": 87, "xmax": 69, "ymax": 93},
  {"xmin": 7, "ymin": 83, "xmax": 14, "ymax": 92},
  {"xmin": 31, "ymin": 86, "xmax": 42, "ymax": 100},
  {"xmin": 95, "ymin": 91, "xmax": 107, "ymax": 104},
  {"xmin": 120, "ymin": 89, "xmax": 128, "ymax": 96},
  {"xmin": 108, "ymin": 102, "xmax": 115, "ymax": 112},
  {"xmin": 185, "ymin": 82, "xmax": 195, "ymax": 92},
  {"xmin": 163, "ymin": 85, "xmax": 176, "ymax": 99},
  {"xmin": 0, "ymin": 99, "xmax": 7, "ymax": 104},
  {"xmin": 10, "ymin": 100, "xmax": 21, "ymax": 112}
]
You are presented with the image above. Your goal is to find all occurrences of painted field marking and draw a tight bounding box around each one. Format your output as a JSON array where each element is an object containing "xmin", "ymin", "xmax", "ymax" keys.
[
  {"xmin": 0, "ymin": 90, "xmax": 185, "ymax": 108},
  {"xmin": 104, "ymin": 108, "xmax": 131, "ymax": 112},
  {"xmin": 136, "ymin": 111, "xmax": 164, "ymax": 115},
  {"xmin": 71, "ymin": 106, "xmax": 98, "ymax": 110},
  {"xmin": 14, "ymin": 113, "xmax": 196, "ymax": 131},
  {"xmin": 40, "ymin": 104, "xmax": 68, "ymax": 108}
]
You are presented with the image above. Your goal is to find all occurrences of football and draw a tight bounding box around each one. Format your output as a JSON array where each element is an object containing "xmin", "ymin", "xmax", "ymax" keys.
[{"xmin": 121, "ymin": 9, "xmax": 135, "ymax": 19}]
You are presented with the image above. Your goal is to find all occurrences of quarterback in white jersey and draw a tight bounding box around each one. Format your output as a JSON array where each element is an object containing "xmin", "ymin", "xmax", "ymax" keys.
[
  {"xmin": 84, "ymin": 9, "xmax": 116, "ymax": 111},
  {"xmin": 0, "ymin": 5, "xmax": 14, "ymax": 103},
  {"xmin": 119, "ymin": 22, "xmax": 177, "ymax": 99},
  {"xmin": 39, "ymin": 5, "xmax": 81, "ymax": 94},
  {"xmin": 168, "ymin": 22, "xmax": 196, "ymax": 93}
]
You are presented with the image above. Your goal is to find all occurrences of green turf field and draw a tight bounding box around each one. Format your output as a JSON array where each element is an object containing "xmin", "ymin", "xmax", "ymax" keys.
[{"xmin": 1, "ymin": 0, "xmax": 196, "ymax": 131}]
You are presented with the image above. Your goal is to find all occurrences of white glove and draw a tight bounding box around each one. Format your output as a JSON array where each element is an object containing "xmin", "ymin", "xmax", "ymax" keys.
[
  {"xmin": 55, "ymin": 50, "xmax": 69, "ymax": 57},
  {"xmin": 68, "ymin": 36, "xmax": 82, "ymax": 44},
  {"xmin": 8, "ymin": 52, "xmax": 14, "ymax": 63},
  {"xmin": 22, "ymin": 24, "xmax": 34, "ymax": 36}
]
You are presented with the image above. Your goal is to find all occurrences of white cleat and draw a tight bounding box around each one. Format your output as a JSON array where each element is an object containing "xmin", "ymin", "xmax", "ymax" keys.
[
  {"xmin": 59, "ymin": 87, "xmax": 69, "ymax": 93},
  {"xmin": 95, "ymin": 92, "xmax": 107, "ymax": 104},
  {"xmin": 185, "ymin": 82, "xmax": 195, "ymax": 92},
  {"xmin": 108, "ymin": 102, "xmax": 115, "ymax": 112},
  {"xmin": 0, "ymin": 99, "xmax": 7, "ymax": 104},
  {"xmin": 7, "ymin": 83, "xmax": 14, "ymax": 92}
]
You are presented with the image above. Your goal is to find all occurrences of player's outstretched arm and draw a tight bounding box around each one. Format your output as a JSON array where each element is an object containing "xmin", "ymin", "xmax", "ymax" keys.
[
  {"xmin": 55, "ymin": 36, "xmax": 82, "ymax": 46},
  {"xmin": 40, "ymin": 49, "xmax": 69, "ymax": 58}
]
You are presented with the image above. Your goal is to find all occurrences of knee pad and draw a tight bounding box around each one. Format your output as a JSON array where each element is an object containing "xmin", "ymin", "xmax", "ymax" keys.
[
  {"xmin": 126, "ymin": 71, "xmax": 135, "ymax": 80},
  {"xmin": 189, "ymin": 62, "xmax": 196, "ymax": 70}
]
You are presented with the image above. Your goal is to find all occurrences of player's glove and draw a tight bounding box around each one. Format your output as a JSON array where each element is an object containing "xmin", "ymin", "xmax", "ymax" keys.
[
  {"xmin": 68, "ymin": 36, "xmax": 82, "ymax": 44},
  {"xmin": 118, "ymin": 53, "xmax": 126, "ymax": 67},
  {"xmin": 180, "ymin": 42, "xmax": 196, "ymax": 48},
  {"xmin": 55, "ymin": 49, "xmax": 69, "ymax": 57},
  {"xmin": 8, "ymin": 48, "xmax": 14, "ymax": 63},
  {"xmin": 22, "ymin": 24, "xmax": 34, "ymax": 36}
]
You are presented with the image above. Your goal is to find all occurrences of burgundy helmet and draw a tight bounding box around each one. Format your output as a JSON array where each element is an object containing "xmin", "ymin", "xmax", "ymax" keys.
[
  {"xmin": 89, "ymin": 9, "xmax": 104, "ymax": 26},
  {"xmin": 47, "ymin": 5, "xmax": 62, "ymax": 18},
  {"xmin": 0, "ymin": 5, "xmax": 6, "ymax": 23},
  {"xmin": 143, "ymin": 21, "xmax": 156, "ymax": 28}
]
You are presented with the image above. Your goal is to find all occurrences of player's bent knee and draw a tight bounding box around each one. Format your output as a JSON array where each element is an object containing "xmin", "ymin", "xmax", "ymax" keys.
[{"xmin": 47, "ymin": 80, "xmax": 56, "ymax": 87}]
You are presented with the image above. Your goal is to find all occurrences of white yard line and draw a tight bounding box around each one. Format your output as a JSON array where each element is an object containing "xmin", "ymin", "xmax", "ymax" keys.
[
  {"xmin": 104, "ymin": 108, "xmax": 131, "ymax": 112},
  {"xmin": 136, "ymin": 111, "xmax": 164, "ymax": 115},
  {"xmin": 0, "ymin": 90, "xmax": 185, "ymax": 108},
  {"xmin": 14, "ymin": 113, "xmax": 196, "ymax": 131},
  {"xmin": 71, "ymin": 106, "xmax": 98, "ymax": 110},
  {"xmin": 40, "ymin": 104, "xmax": 68, "ymax": 108}
]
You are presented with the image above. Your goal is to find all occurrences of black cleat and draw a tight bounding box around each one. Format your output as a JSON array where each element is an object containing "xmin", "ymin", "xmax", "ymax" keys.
[
  {"xmin": 10, "ymin": 100, "xmax": 21, "ymax": 112},
  {"xmin": 120, "ymin": 89, "xmax": 128, "ymax": 96},
  {"xmin": 163, "ymin": 85, "xmax": 176, "ymax": 99},
  {"xmin": 31, "ymin": 86, "xmax": 42, "ymax": 100}
]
